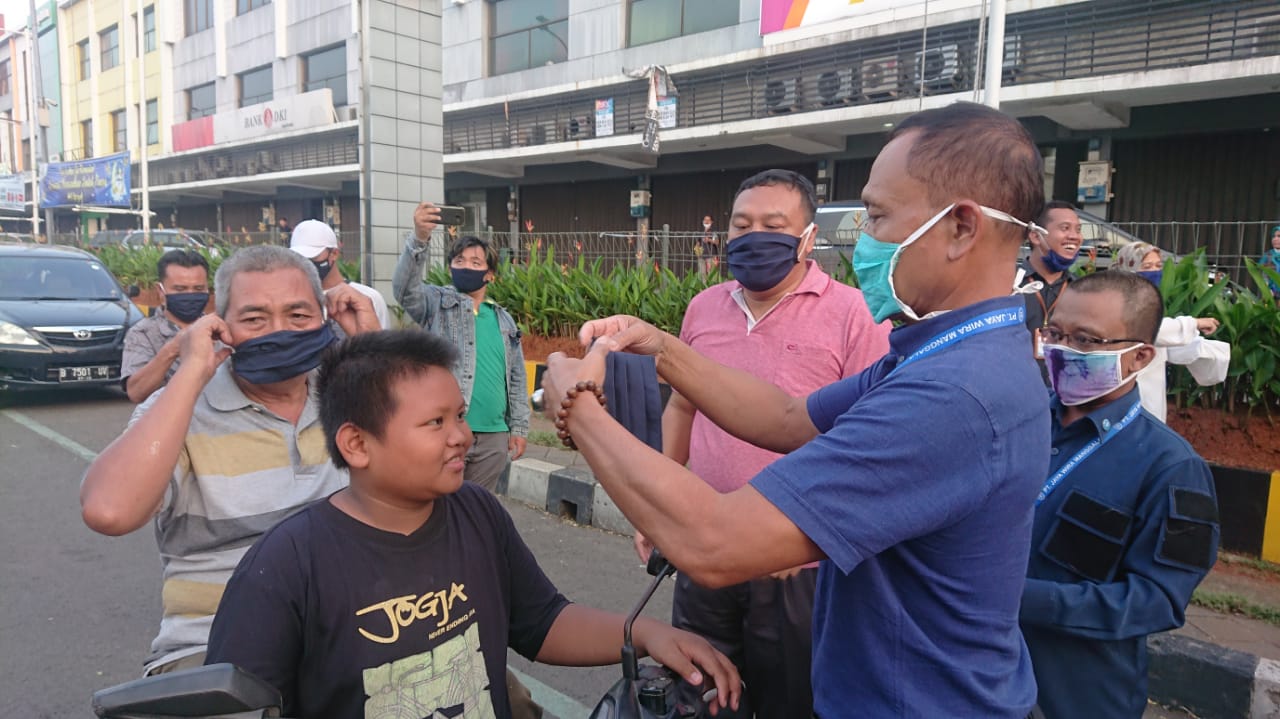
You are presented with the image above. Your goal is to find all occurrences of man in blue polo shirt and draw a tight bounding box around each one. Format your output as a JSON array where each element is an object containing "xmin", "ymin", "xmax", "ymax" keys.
[
  {"xmin": 1023, "ymin": 271, "xmax": 1219, "ymax": 719},
  {"xmin": 540, "ymin": 102, "xmax": 1051, "ymax": 718}
]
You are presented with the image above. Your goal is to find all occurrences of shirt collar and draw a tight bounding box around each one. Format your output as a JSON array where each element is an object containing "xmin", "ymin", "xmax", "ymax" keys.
[
  {"xmin": 887, "ymin": 295, "xmax": 1025, "ymax": 358},
  {"xmin": 1051, "ymin": 385, "xmax": 1143, "ymax": 437}
]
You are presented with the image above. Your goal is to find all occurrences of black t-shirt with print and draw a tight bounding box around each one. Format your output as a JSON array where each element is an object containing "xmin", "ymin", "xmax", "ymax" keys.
[{"xmin": 206, "ymin": 483, "xmax": 570, "ymax": 719}]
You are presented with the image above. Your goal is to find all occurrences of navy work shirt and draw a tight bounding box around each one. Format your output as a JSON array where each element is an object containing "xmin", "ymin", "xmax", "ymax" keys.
[
  {"xmin": 1021, "ymin": 387, "xmax": 1219, "ymax": 719},
  {"xmin": 752, "ymin": 296, "xmax": 1050, "ymax": 718}
]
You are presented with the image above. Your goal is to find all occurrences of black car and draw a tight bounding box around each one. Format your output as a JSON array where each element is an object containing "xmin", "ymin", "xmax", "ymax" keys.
[{"xmin": 0, "ymin": 242, "xmax": 145, "ymax": 392}]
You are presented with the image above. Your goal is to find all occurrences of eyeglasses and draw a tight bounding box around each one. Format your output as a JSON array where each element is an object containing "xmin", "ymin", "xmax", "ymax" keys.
[{"xmin": 1041, "ymin": 327, "xmax": 1145, "ymax": 350}]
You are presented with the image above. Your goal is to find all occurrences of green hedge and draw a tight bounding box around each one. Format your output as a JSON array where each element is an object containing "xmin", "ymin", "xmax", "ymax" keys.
[
  {"xmin": 1161, "ymin": 249, "xmax": 1280, "ymax": 418},
  {"xmin": 91, "ymin": 245, "xmax": 358, "ymax": 289}
]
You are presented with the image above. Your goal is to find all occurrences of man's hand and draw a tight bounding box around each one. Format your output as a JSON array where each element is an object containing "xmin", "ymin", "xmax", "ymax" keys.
[
  {"xmin": 578, "ymin": 315, "xmax": 672, "ymax": 358},
  {"xmin": 413, "ymin": 202, "xmax": 441, "ymax": 243},
  {"xmin": 508, "ymin": 435, "xmax": 526, "ymax": 460},
  {"xmin": 633, "ymin": 531, "xmax": 655, "ymax": 564},
  {"xmin": 326, "ymin": 285, "xmax": 380, "ymax": 336},
  {"xmin": 177, "ymin": 313, "xmax": 235, "ymax": 382},
  {"xmin": 542, "ymin": 342, "xmax": 609, "ymax": 422},
  {"xmin": 632, "ymin": 618, "xmax": 741, "ymax": 715},
  {"xmin": 1196, "ymin": 317, "xmax": 1220, "ymax": 335}
]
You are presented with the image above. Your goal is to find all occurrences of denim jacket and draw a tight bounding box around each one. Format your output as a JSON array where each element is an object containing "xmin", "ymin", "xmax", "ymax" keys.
[{"xmin": 391, "ymin": 236, "xmax": 529, "ymax": 437}]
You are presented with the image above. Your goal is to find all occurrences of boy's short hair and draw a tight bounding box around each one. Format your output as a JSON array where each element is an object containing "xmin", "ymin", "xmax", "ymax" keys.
[
  {"xmin": 447, "ymin": 235, "xmax": 500, "ymax": 276},
  {"xmin": 317, "ymin": 329, "xmax": 459, "ymax": 469}
]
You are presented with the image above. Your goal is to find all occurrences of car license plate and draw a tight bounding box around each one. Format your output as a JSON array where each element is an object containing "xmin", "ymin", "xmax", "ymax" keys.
[{"xmin": 58, "ymin": 365, "xmax": 113, "ymax": 382}]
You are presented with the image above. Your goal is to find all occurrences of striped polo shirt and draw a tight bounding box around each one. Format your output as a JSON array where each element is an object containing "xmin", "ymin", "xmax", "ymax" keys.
[{"xmin": 132, "ymin": 363, "xmax": 348, "ymax": 672}]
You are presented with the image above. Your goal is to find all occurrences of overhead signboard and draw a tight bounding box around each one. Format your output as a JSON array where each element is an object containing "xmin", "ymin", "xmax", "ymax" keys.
[
  {"xmin": 41, "ymin": 152, "xmax": 131, "ymax": 207},
  {"xmin": 171, "ymin": 88, "xmax": 337, "ymax": 153}
]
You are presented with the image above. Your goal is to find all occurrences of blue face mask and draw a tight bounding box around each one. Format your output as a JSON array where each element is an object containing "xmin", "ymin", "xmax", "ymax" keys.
[
  {"xmin": 163, "ymin": 292, "xmax": 209, "ymax": 324},
  {"xmin": 726, "ymin": 228, "xmax": 809, "ymax": 292},
  {"xmin": 1041, "ymin": 248, "xmax": 1077, "ymax": 273},
  {"xmin": 231, "ymin": 324, "xmax": 335, "ymax": 385},
  {"xmin": 852, "ymin": 205, "xmax": 956, "ymax": 323},
  {"xmin": 853, "ymin": 204, "xmax": 1043, "ymax": 324},
  {"xmin": 1137, "ymin": 270, "xmax": 1162, "ymax": 288}
]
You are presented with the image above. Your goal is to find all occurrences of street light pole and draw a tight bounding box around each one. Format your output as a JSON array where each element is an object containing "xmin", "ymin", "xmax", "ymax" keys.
[
  {"xmin": 136, "ymin": 0, "xmax": 149, "ymax": 234},
  {"xmin": 24, "ymin": 25, "xmax": 39, "ymax": 239}
]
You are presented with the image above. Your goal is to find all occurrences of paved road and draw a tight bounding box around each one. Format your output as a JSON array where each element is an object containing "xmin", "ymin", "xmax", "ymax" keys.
[{"xmin": 0, "ymin": 388, "xmax": 1191, "ymax": 718}]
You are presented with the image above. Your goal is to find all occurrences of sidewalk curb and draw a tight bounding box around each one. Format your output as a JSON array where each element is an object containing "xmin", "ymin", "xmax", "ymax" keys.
[
  {"xmin": 506, "ymin": 458, "xmax": 1278, "ymax": 717},
  {"xmin": 507, "ymin": 458, "xmax": 633, "ymax": 536}
]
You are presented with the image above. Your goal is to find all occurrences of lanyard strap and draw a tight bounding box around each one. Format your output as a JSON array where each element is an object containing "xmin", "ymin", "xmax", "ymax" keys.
[
  {"xmin": 891, "ymin": 307, "xmax": 1025, "ymax": 375},
  {"xmin": 1035, "ymin": 400, "xmax": 1144, "ymax": 506}
]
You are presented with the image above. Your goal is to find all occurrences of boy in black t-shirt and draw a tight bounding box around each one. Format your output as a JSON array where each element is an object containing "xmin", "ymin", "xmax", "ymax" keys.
[{"xmin": 206, "ymin": 329, "xmax": 740, "ymax": 719}]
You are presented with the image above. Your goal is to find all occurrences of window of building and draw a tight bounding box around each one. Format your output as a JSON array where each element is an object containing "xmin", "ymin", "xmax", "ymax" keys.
[
  {"xmin": 303, "ymin": 45, "xmax": 346, "ymax": 107},
  {"xmin": 0, "ymin": 62, "xmax": 9, "ymax": 96},
  {"xmin": 237, "ymin": 0, "xmax": 271, "ymax": 14},
  {"xmin": 238, "ymin": 65, "xmax": 272, "ymax": 107},
  {"xmin": 77, "ymin": 39, "xmax": 90, "ymax": 80},
  {"xmin": 146, "ymin": 99, "xmax": 158, "ymax": 145},
  {"xmin": 135, "ymin": 6, "xmax": 156, "ymax": 55},
  {"xmin": 100, "ymin": 25, "xmax": 120, "ymax": 70},
  {"xmin": 628, "ymin": 0, "xmax": 738, "ymax": 46},
  {"xmin": 144, "ymin": 6, "xmax": 156, "ymax": 52},
  {"xmin": 185, "ymin": 0, "xmax": 213, "ymax": 36},
  {"xmin": 490, "ymin": 0, "xmax": 568, "ymax": 76},
  {"xmin": 187, "ymin": 82, "xmax": 215, "ymax": 120},
  {"xmin": 80, "ymin": 119, "xmax": 93, "ymax": 158},
  {"xmin": 111, "ymin": 109, "xmax": 127, "ymax": 152}
]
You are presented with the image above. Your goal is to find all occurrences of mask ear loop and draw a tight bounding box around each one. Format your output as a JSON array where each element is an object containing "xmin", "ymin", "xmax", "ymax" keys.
[
  {"xmin": 797, "ymin": 222, "xmax": 817, "ymax": 260},
  {"xmin": 887, "ymin": 203, "xmax": 955, "ymax": 322}
]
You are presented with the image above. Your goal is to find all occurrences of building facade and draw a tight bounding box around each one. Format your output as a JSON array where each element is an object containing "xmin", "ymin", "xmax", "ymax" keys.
[{"xmin": 440, "ymin": 0, "xmax": 1280, "ymax": 251}]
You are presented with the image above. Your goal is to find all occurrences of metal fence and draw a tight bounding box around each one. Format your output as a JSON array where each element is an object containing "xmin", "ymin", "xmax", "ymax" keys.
[
  {"xmin": 1109, "ymin": 220, "xmax": 1280, "ymax": 284},
  {"xmin": 45, "ymin": 221, "xmax": 1280, "ymax": 291}
]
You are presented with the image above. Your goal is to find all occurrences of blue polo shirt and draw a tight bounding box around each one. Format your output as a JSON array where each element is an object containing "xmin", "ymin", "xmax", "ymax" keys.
[
  {"xmin": 752, "ymin": 295, "xmax": 1050, "ymax": 718},
  {"xmin": 1021, "ymin": 387, "xmax": 1218, "ymax": 719}
]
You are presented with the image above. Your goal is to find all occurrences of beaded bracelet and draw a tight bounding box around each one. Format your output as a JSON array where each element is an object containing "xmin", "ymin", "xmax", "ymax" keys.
[{"xmin": 554, "ymin": 380, "xmax": 607, "ymax": 450}]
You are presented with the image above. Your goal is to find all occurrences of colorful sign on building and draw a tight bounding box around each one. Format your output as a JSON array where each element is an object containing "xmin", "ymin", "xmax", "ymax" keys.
[
  {"xmin": 760, "ymin": 0, "xmax": 879, "ymax": 35},
  {"xmin": 41, "ymin": 153, "xmax": 132, "ymax": 207}
]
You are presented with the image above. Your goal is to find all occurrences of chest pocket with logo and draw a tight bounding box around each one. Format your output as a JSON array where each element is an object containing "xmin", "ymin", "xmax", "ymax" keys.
[{"xmin": 1040, "ymin": 489, "xmax": 1134, "ymax": 583}]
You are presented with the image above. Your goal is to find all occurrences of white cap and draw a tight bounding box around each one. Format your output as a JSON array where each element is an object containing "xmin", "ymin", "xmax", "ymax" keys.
[{"xmin": 289, "ymin": 219, "xmax": 338, "ymax": 259}]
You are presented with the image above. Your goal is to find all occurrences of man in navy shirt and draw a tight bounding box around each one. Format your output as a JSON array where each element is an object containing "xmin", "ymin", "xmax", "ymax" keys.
[
  {"xmin": 1024, "ymin": 271, "xmax": 1219, "ymax": 718},
  {"xmin": 541, "ymin": 102, "xmax": 1051, "ymax": 718}
]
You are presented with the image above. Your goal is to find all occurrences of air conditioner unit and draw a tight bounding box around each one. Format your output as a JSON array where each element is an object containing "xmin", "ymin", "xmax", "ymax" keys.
[
  {"xmin": 860, "ymin": 55, "xmax": 902, "ymax": 101},
  {"xmin": 214, "ymin": 156, "xmax": 230, "ymax": 172},
  {"xmin": 181, "ymin": 168, "xmax": 195, "ymax": 182},
  {"xmin": 763, "ymin": 77, "xmax": 801, "ymax": 113},
  {"xmin": 814, "ymin": 69, "xmax": 855, "ymax": 107},
  {"xmin": 258, "ymin": 150, "xmax": 274, "ymax": 168},
  {"xmin": 245, "ymin": 160, "xmax": 259, "ymax": 175},
  {"xmin": 914, "ymin": 44, "xmax": 963, "ymax": 91},
  {"xmin": 1002, "ymin": 34, "xmax": 1023, "ymax": 81},
  {"xmin": 563, "ymin": 115, "xmax": 592, "ymax": 140}
]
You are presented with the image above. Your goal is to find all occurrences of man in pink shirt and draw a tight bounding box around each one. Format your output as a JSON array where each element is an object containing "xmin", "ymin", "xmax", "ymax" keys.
[{"xmin": 635, "ymin": 169, "xmax": 890, "ymax": 718}]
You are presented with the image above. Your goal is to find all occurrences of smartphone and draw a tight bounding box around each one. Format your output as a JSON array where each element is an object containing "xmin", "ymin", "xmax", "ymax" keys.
[{"xmin": 437, "ymin": 204, "xmax": 466, "ymax": 227}]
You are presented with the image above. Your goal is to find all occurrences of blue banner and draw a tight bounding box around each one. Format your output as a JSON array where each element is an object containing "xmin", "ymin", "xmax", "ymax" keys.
[{"xmin": 41, "ymin": 152, "xmax": 132, "ymax": 207}]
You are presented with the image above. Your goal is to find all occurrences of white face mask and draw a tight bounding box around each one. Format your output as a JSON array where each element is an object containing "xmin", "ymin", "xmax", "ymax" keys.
[{"xmin": 1044, "ymin": 343, "xmax": 1146, "ymax": 406}]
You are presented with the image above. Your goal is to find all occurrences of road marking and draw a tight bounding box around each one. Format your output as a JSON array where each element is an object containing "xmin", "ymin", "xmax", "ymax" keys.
[
  {"xmin": 507, "ymin": 665, "xmax": 592, "ymax": 719},
  {"xmin": 1, "ymin": 409, "xmax": 99, "ymax": 462}
]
